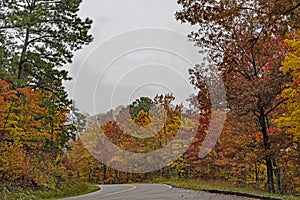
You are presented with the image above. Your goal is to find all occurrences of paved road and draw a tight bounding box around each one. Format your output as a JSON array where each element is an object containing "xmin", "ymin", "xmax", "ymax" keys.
[{"xmin": 60, "ymin": 184, "xmax": 258, "ymax": 200}]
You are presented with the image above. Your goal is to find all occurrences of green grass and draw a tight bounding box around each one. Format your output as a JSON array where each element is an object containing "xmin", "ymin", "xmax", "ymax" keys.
[
  {"xmin": 1, "ymin": 182, "xmax": 100, "ymax": 200},
  {"xmin": 150, "ymin": 177, "xmax": 300, "ymax": 200}
]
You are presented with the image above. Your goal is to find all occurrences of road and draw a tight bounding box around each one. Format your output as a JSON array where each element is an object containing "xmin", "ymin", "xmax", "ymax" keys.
[{"xmin": 60, "ymin": 184, "xmax": 258, "ymax": 200}]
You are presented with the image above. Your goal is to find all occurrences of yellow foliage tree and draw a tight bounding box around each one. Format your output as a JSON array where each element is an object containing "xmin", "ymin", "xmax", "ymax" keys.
[
  {"xmin": 0, "ymin": 79, "xmax": 71, "ymax": 188},
  {"xmin": 134, "ymin": 110, "xmax": 151, "ymax": 126},
  {"xmin": 276, "ymin": 30, "xmax": 300, "ymax": 140},
  {"xmin": 65, "ymin": 139, "xmax": 103, "ymax": 183}
]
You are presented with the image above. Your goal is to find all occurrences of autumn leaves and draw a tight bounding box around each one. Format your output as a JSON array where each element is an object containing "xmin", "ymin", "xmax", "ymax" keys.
[{"xmin": 176, "ymin": 0, "xmax": 300, "ymax": 194}]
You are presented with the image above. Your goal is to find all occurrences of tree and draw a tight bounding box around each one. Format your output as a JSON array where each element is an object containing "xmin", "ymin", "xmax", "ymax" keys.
[
  {"xmin": 176, "ymin": 0, "xmax": 300, "ymax": 193},
  {"xmin": 0, "ymin": 0, "xmax": 93, "ymax": 155},
  {"xmin": 0, "ymin": 79, "xmax": 71, "ymax": 188},
  {"xmin": 71, "ymin": 102, "xmax": 88, "ymax": 135},
  {"xmin": 64, "ymin": 139, "xmax": 103, "ymax": 183},
  {"xmin": 129, "ymin": 97, "xmax": 154, "ymax": 119},
  {"xmin": 0, "ymin": 0, "xmax": 93, "ymax": 94},
  {"xmin": 0, "ymin": 0, "xmax": 93, "ymax": 190},
  {"xmin": 276, "ymin": 30, "xmax": 300, "ymax": 140}
]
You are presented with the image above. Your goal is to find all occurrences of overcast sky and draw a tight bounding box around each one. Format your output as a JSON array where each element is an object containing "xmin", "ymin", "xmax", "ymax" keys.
[{"xmin": 64, "ymin": 0, "xmax": 202, "ymax": 114}]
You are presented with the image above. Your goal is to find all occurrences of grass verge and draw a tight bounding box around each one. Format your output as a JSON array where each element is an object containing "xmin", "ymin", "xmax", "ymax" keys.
[
  {"xmin": 1, "ymin": 181, "xmax": 100, "ymax": 200},
  {"xmin": 150, "ymin": 177, "xmax": 300, "ymax": 200}
]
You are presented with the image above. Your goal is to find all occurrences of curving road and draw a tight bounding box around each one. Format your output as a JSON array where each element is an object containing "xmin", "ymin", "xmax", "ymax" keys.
[{"xmin": 60, "ymin": 184, "xmax": 258, "ymax": 200}]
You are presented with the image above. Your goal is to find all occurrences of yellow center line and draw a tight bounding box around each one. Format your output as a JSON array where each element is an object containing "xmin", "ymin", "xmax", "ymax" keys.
[{"xmin": 105, "ymin": 184, "xmax": 137, "ymax": 196}]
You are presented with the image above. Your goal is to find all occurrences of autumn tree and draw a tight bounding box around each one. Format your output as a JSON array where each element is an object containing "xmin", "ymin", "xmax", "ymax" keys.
[
  {"xmin": 64, "ymin": 139, "xmax": 103, "ymax": 183},
  {"xmin": 0, "ymin": 0, "xmax": 93, "ymax": 192},
  {"xmin": 0, "ymin": 79, "xmax": 71, "ymax": 188},
  {"xmin": 129, "ymin": 97, "xmax": 154, "ymax": 119},
  {"xmin": 176, "ymin": 0, "xmax": 300, "ymax": 193},
  {"xmin": 276, "ymin": 30, "xmax": 300, "ymax": 140},
  {"xmin": 0, "ymin": 0, "xmax": 93, "ymax": 152},
  {"xmin": 0, "ymin": 0, "xmax": 92, "ymax": 101},
  {"xmin": 274, "ymin": 30, "xmax": 300, "ymax": 193}
]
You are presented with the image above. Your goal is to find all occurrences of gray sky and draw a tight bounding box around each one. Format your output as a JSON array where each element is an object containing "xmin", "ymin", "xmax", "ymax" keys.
[{"xmin": 64, "ymin": 0, "xmax": 202, "ymax": 114}]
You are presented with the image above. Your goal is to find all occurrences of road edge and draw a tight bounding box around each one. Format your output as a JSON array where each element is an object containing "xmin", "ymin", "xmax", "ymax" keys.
[
  {"xmin": 162, "ymin": 183, "xmax": 283, "ymax": 200},
  {"xmin": 58, "ymin": 185, "xmax": 101, "ymax": 199}
]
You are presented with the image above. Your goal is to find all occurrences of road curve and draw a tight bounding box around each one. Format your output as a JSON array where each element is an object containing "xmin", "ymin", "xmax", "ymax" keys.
[{"xmin": 60, "ymin": 184, "xmax": 258, "ymax": 200}]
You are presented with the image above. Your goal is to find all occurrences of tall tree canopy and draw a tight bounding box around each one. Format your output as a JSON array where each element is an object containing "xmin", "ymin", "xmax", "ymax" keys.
[
  {"xmin": 176, "ymin": 0, "xmax": 300, "ymax": 193},
  {"xmin": 0, "ymin": 0, "xmax": 93, "ymax": 146},
  {"xmin": 0, "ymin": 0, "xmax": 93, "ymax": 94}
]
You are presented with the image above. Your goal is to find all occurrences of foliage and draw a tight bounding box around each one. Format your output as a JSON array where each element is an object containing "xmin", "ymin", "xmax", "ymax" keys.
[
  {"xmin": 0, "ymin": 0, "xmax": 93, "ymax": 195},
  {"xmin": 0, "ymin": 79, "xmax": 69, "ymax": 188},
  {"xmin": 176, "ymin": 0, "xmax": 300, "ymax": 193},
  {"xmin": 63, "ymin": 139, "xmax": 103, "ymax": 183},
  {"xmin": 67, "ymin": 90, "xmax": 300, "ymax": 195},
  {"xmin": 0, "ymin": 0, "xmax": 93, "ymax": 85},
  {"xmin": 129, "ymin": 97, "xmax": 154, "ymax": 119},
  {"xmin": 276, "ymin": 30, "xmax": 300, "ymax": 140},
  {"xmin": 1, "ymin": 0, "xmax": 300, "ymax": 198},
  {"xmin": 1, "ymin": 181, "xmax": 99, "ymax": 200},
  {"xmin": 152, "ymin": 177, "xmax": 300, "ymax": 200}
]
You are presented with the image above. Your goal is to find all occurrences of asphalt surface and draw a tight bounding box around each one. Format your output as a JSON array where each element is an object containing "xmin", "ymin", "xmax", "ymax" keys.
[{"xmin": 60, "ymin": 184, "xmax": 258, "ymax": 200}]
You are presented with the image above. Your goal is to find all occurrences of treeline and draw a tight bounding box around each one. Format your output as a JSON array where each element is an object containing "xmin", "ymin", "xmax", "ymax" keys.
[{"xmin": 73, "ymin": 86, "xmax": 299, "ymax": 195}]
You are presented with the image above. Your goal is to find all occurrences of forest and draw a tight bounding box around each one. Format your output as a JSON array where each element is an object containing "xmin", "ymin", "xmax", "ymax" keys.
[{"xmin": 0, "ymin": 0, "xmax": 299, "ymax": 199}]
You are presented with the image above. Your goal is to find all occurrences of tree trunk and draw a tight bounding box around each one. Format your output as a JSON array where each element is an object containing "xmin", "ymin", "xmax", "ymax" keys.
[
  {"xmin": 144, "ymin": 172, "xmax": 148, "ymax": 180},
  {"xmin": 18, "ymin": 28, "xmax": 30, "ymax": 81},
  {"xmin": 255, "ymin": 162, "xmax": 259, "ymax": 183},
  {"xmin": 184, "ymin": 166, "xmax": 189, "ymax": 180},
  {"xmin": 274, "ymin": 159, "xmax": 283, "ymax": 194},
  {"xmin": 165, "ymin": 167, "xmax": 171, "ymax": 179},
  {"xmin": 103, "ymin": 164, "xmax": 107, "ymax": 181},
  {"xmin": 259, "ymin": 108, "xmax": 275, "ymax": 193},
  {"xmin": 265, "ymin": 155, "xmax": 275, "ymax": 193}
]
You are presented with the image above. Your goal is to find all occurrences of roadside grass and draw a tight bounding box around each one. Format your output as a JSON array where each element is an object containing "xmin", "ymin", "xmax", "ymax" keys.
[
  {"xmin": 150, "ymin": 177, "xmax": 300, "ymax": 200},
  {"xmin": 1, "ymin": 181, "xmax": 100, "ymax": 200}
]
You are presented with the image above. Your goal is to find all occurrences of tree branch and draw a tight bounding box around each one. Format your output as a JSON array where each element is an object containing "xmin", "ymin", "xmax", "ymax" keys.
[
  {"xmin": 265, "ymin": 98, "xmax": 287, "ymax": 116},
  {"xmin": 283, "ymin": 2, "xmax": 300, "ymax": 15}
]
